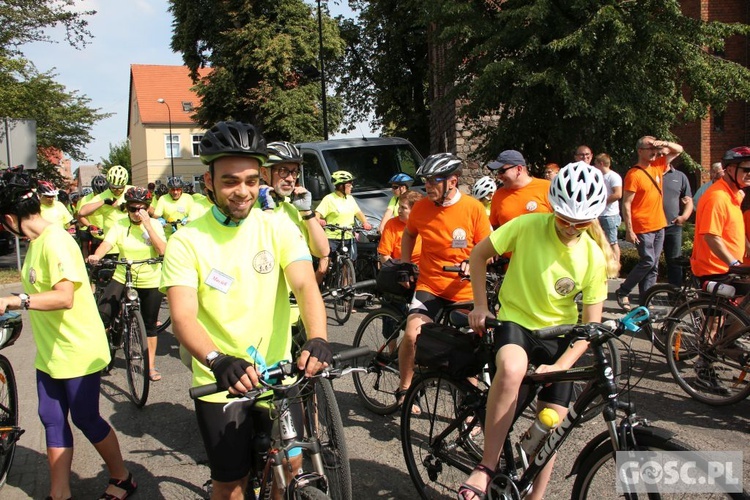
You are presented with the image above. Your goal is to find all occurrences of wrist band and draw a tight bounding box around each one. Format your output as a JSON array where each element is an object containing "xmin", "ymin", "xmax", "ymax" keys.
[{"xmin": 301, "ymin": 212, "xmax": 316, "ymax": 220}]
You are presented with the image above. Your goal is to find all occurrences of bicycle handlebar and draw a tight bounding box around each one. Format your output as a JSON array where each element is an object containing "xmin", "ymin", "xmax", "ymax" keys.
[
  {"xmin": 320, "ymin": 279, "xmax": 377, "ymax": 299},
  {"xmin": 189, "ymin": 346, "xmax": 371, "ymax": 399},
  {"xmin": 97, "ymin": 257, "xmax": 163, "ymax": 268}
]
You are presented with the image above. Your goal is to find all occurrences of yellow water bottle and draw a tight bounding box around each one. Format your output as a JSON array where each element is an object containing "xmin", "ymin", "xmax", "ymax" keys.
[{"xmin": 520, "ymin": 408, "xmax": 560, "ymax": 460}]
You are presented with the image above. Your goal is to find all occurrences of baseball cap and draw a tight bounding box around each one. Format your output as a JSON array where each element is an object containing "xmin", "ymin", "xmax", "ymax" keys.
[{"xmin": 487, "ymin": 150, "xmax": 526, "ymax": 170}]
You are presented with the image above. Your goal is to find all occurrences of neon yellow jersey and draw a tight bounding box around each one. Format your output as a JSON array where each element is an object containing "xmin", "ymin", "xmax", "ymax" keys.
[
  {"xmin": 160, "ymin": 208, "xmax": 312, "ymax": 402},
  {"xmin": 78, "ymin": 193, "xmax": 105, "ymax": 239},
  {"xmin": 491, "ymin": 213, "xmax": 608, "ymax": 330},
  {"xmin": 189, "ymin": 194, "xmax": 213, "ymax": 221},
  {"xmin": 22, "ymin": 225, "xmax": 109, "ymax": 377},
  {"xmin": 387, "ymin": 195, "xmax": 400, "ymax": 216},
  {"xmin": 103, "ymin": 217, "xmax": 165, "ymax": 288},
  {"xmin": 153, "ymin": 194, "xmax": 194, "ymax": 237},
  {"xmin": 40, "ymin": 201, "xmax": 74, "ymax": 228},
  {"xmin": 482, "ymin": 199, "xmax": 492, "ymax": 218},
  {"xmin": 87, "ymin": 186, "xmax": 133, "ymax": 235},
  {"xmin": 316, "ymin": 192, "xmax": 361, "ymax": 239}
]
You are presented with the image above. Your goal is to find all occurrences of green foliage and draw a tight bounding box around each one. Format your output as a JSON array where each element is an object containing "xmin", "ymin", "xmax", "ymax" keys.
[
  {"xmin": 169, "ymin": 0, "xmax": 345, "ymax": 142},
  {"xmin": 332, "ymin": 0, "xmax": 430, "ymax": 154},
  {"xmin": 101, "ymin": 141, "xmax": 132, "ymax": 176},
  {"xmin": 428, "ymin": 0, "xmax": 750, "ymax": 169}
]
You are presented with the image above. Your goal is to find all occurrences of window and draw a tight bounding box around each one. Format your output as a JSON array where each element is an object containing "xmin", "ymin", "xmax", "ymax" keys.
[
  {"xmin": 192, "ymin": 134, "xmax": 203, "ymax": 157},
  {"xmin": 302, "ymin": 153, "xmax": 330, "ymax": 202},
  {"xmin": 165, "ymin": 134, "xmax": 181, "ymax": 158},
  {"xmin": 182, "ymin": 101, "xmax": 194, "ymax": 112}
]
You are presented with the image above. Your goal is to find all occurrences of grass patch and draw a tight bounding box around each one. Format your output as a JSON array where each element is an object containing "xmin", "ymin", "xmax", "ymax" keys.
[{"xmin": 0, "ymin": 268, "xmax": 20, "ymax": 285}]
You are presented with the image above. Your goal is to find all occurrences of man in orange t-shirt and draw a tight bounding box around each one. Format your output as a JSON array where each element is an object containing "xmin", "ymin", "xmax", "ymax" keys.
[
  {"xmin": 378, "ymin": 190, "xmax": 423, "ymax": 265},
  {"xmin": 488, "ymin": 149, "xmax": 552, "ymax": 228},
  {"xmin": 397, "ymin": 153, "xmax": 491, "ymax": 408},
  {"xmin": 615, "ymin": 136, "xmax": 683, "ymax": 310}
]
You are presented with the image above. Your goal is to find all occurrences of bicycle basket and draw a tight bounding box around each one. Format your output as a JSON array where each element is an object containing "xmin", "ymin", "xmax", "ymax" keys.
[
  {"xmin": 415, "ymin": 323, "xmax": 489, "ymax": 378},
  {"xmin": 376, "ymin": 260, "xmax": 416, "ymax": 301},
  {"xmin": 0, "ymin": 311, "xmax": 22, "ymax": 350}
]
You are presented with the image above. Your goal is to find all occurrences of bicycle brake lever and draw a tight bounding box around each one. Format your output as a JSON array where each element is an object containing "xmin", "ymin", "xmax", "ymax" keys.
[
  {"xmin": 222, "ymin": 391, "xmax": 259, "ymax": 411},
  {"xmin": 337, "ymin": 367, "xmax": 367, "ymax": 377}
]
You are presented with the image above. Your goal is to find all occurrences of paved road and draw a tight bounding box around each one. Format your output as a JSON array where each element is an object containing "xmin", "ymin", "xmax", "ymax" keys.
[{"xmin": 1, "ymin": 279, "xmax": 748, "ymax": 499}]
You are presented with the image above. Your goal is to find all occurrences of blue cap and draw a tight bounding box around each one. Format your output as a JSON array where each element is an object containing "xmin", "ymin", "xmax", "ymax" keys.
[{"xmin": 487, "ymin": 150, "xmax": 526, "ymax": 170}]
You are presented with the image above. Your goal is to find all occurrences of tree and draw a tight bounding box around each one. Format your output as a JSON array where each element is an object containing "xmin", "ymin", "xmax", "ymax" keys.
[
  {"xmin": 332, "ymin": 0, "xmax": 430, "ymax": 154},
  {"xmin": 101, "ymin": 140, "xmax": 131, "ymax": 178},
  {"xmin": 429, "ymin": 0, "xmax": 750, "ymax": 169},
  {"xmin": 169, "ymin": 0, "xmax": 346, "ymax": 142}
]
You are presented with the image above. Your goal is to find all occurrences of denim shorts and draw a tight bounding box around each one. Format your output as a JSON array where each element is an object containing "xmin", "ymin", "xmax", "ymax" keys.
[{"xmin": 598, "ymin": 214, "xmax": 621, "ymax": 244}]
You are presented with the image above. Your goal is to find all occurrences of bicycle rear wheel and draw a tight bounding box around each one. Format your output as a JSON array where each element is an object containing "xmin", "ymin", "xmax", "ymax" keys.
[
  {"xmin": 401, "ymin": 373, "xmax": 484, "ymax": 499},
  {"xmin": 0, "ymin": 355, "xmax": 19, "ymax": 487},
  {"xmin": 352, "ymin": 307, "xmax": 405, "ymax": 415},
  {"xmin": 665, "ymin": 299, "xmax": 750, "ymax": 406},
  {"xmin": 639, "ymin": 283, "xmax": 682, "ymax": 354},
  {"xmin": 333, "ymin": 258, "xmax": 355, "ymax": 325},
  {"xmin": 571, "ymin": 427, "xmax": 746, "ymax": 499},
  {"xmin": 124, "ymin": 310, "xmax": 150, "ymax": 408},
  {"xmin": 305, "ymin": 378, "xmax": 352, "ymax": 500}
]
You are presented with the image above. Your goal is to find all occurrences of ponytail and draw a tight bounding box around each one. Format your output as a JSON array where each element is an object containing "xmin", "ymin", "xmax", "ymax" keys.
[{"xmin": 585, "ymin": 219, "xmax": 620, "ymax": 279}]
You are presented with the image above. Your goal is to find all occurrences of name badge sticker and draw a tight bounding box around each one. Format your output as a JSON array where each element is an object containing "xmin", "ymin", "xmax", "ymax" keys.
[{"xmin": 205, "ymin": 269, "xmax": 234, "ymax": 294}]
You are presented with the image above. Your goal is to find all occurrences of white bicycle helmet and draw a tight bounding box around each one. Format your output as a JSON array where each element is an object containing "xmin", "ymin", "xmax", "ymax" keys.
[
  {"xmin": 548, "ymin": 161, "xmax": 607, "ymax": 220},
  {"xmin": 472, "ymin": 176, "xmax": 497, "ymax": 199}
]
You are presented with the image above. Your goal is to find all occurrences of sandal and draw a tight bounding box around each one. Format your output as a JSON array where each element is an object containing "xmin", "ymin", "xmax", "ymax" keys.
[
  {"xmin": 458, "ymin": 463, "xmax": 494, "ymax": 500},
  {"xmin": 395, "ymin": 389, "xmax": 421, "ymax": 416},
  {"xmin": 99, "ymin": 472, "xmax": 137, "ymax": 499},
  {"xmin": 149, "ymin": 369, "xmax": 162, "ymax": 382},
  {"xmin": 615, "ymin": 293, "xmax": 631, "ymax": 312}
]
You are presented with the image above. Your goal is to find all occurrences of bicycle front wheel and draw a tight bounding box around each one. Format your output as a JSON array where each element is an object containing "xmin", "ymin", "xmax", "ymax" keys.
[
  {"xmin": 572, "ymin": 338, "xmax": 622, "ymax": 423},
  {"xmin": 352, "ymin": 307, "xmax": 405, "ymax": 415},
  {"xmin": 155, "ymin": 295, "xmax": 171, "ymax": 334},
  {"xmin": 306, "ymin": 378, "xmax": 351, "ymax": 500},
  {"xmin": 401, "ymin": 373, "xmax": 484, "ymax": 499},
  {"xmin": 124, "ymin": 309, "xmax": 150, "ymax": 408},
  {"xmin": 333, "ymin": 257, "xmax": 355, "ymax": 325},
  {"xmin": 665, "ymin": 299, "xmax": 750, "ymax": 406},
  {"xmin": 640, "ymin": 283, "xmax": 682, "ymax": 354},
  {"xmin": 295, "ymin": 486, "xmax": 330, "ymax": 500},
  {"xmin": 571, "ymin": 427, "xmax": 747, "ymax": 499},
  {"xmin": 0, "ymin": 355, "xmax": 19, "ymax": 487}
]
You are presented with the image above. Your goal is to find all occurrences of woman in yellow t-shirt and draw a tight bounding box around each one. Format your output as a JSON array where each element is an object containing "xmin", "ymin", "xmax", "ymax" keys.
[
  {"xmin": 460, "ymin": 162, "xmax": 619, "ymax": 500},
  {"xmin": 0, "ymin": 167, "xmax": 135, "ymax": 500}
]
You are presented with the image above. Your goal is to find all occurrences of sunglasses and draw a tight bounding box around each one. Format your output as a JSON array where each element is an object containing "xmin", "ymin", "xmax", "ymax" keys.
[
  {"xmin": 736, "ymin": 166, "xmax": 750, "ymax": 174},
  {"xmin": 423, "ymin": 176, "xmax": 449, "ymax": 185},
  {"xmin": 495, "ymin": 165, "xmax": 518, "ymax": 175},
  {"xmin": 127, "ymin": 205, "xmax": 146, "ymax": 213},
  {"xmin": 391, "ymin": 184, "xmax": 405, "ymax": 190},
  {"xmin": 555, "ymin": 215, "xmax": 593, "ymax": 230}
]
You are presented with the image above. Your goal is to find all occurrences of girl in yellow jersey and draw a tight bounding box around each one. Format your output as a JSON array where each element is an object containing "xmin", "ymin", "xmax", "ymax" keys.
[
  {"xmin": 460, "ymin": 162, "xmax": 619, "ymax": 500},
  {"xmin": 0, "ymin": 167, "xmax": 135, "ymax": 500}
]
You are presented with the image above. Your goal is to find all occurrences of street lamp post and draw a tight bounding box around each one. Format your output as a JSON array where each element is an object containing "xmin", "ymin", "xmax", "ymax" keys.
[
  {"xmin": 157, "ymin": 98, "xmax": 175, "ymax": 178},
  {"xmin": 317, "ymin": 0, "xmax": 329, "ymax": 140}
]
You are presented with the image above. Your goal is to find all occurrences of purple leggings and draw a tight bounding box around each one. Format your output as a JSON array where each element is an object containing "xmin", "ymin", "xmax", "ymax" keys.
[{"xmin": 36, "ymin": 370, "xmax": 111, "ymax": 448}]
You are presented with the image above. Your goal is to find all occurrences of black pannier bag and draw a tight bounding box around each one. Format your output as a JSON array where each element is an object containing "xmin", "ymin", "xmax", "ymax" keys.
[
  {"xmin": 415, "ymin": 323, "xmax": 489, "ymax": 378},
  {"xmin": 376, "ymin": 259, "xmax": 417, "ymax": 302}
]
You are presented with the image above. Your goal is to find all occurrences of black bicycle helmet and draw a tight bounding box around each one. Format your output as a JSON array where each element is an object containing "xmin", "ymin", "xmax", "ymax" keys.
[
  {"xmin": 721, "ymin": 147, "xmax": 750, "ymax": 167},
  {"xmin": 266, "ymin": 141, "xmax": 303, "ymax": 165},
  {"xmin": 124, "ymin": 186, "xmax": 153, "ymax": 205},
  {"xmin": 200, "ymin": 121, "xmax": 268, "ymax": 165},
  {"xmin": 0, "ymin": 166, "xmax": 36, "ymax": 215},
  {"xmin": 57, "ymin": 190, "xmax": 70, "ymax": 204},
  {"xmin": 91, "ymin": 175, "xmax": 108, "ymax": 194},
  {"xmin": 156, "ymin": 184, "xmax": 169, "ymax": 197},
  {"xmin": 167, "ymin": 176, "xmax": 184, "ymax": 189},
  {"xmin": 416, "ymin": 153, "xmax": 463, "ymax": 178}
]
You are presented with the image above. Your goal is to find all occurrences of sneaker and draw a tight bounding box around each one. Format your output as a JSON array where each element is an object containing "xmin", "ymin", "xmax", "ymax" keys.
[{"xmin": 694, "ymin": 365, "xmax": 730, "ymax": 395}]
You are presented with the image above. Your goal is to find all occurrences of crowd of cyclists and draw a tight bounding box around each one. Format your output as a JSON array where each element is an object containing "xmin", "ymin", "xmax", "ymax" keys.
[{"xmin": 0, "ymin": 125, "xmax": 747, "ymax": 499}]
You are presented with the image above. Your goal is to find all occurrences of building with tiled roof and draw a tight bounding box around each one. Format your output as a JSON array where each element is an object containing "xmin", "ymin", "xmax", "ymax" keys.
[{"xmin": 128, "ymin": 64, "xmax": 212, "ymax": 187}]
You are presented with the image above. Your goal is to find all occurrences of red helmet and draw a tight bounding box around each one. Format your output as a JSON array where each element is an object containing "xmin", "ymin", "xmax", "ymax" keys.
[
  {"xmin": 124, "ymin": 186, "xmax": 153, "ymax": 205},
  {"xmin": 37, "ymin": 180, "xmax": 59, "ymax": 197},
  {"xmin": 721, "ymin": 147, "xmax": 750, "ymax": 167}
]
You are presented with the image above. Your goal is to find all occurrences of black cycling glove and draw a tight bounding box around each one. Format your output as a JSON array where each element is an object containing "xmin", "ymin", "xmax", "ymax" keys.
[
  {"xmin": 301, "ymin": 337, "xmax": 333, "ymax": 366},
  {"xmin": 103, "ymin": 198, "xmax": 115, "ymax": 206},
  {"xmin": 210, "ymin": 354, "xmax": 252, "ymax": 390}
]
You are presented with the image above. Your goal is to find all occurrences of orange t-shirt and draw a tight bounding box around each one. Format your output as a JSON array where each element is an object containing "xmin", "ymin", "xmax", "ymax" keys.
[
  {"xmin": 691, "ymin": 179, "xmax": 744, "ymax": 277},
  {"xmin": 744, "ymin": 209, "xmax": 750, "ymax": 266},
  {"xmin": 406, "ymin": 194, "xmax": 492, "ymax": 301},
  {"xmin": 378, "ymin": 217, "xmax": 421, "ymax": 266},
  {"xmin": 489, "ymin": 177, "xmax": 552, "ymax": 228},
  {"xmin": 623, "ymin": 157, "xmax": 668, "ymax": 234}
]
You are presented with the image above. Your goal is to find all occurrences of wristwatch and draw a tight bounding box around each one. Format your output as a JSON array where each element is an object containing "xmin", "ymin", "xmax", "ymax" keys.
[
  {"xmin": 205, "ymin": 350, "xmax": 222, "ymax": 368},
  {"xmin": 18, "ymin": 293, "xmax": 30, "ymax": 310}
]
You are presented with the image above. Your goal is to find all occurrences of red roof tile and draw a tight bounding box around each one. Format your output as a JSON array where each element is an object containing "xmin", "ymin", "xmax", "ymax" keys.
[{"xmin": 130, "ymin": 64, "xmax": 212, "ymax": 125}]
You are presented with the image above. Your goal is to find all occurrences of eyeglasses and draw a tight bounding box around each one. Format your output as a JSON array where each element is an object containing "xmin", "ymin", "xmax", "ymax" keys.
[
  {"xmin": 495, "ymin": 165, "xmax": 517, "ymax": 175},
  {"xmin": 423, "ymin": 176, "xmax": 448, "ymax": 185},
  {"xmin": 391, "ymin": 184, "xmax": 405, "ymax": 190},
  {"xmin": 555, "ymin": 215, "xmax": 593, "ymax": 230},
  {"xmin": 275, "ymin": 166, "xmax": 300, "ymax": 179},
  {"xmin": 127, "ymin": 205, "xmax": 146, "ymax": 213}
]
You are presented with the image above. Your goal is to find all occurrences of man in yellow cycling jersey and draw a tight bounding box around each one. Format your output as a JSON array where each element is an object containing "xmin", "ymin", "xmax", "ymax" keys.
[
  {"xmin": 79, "ymin": 165, "xmax": 133, "ymax": 241},
  {"xmin": 150, "ymin": 176, "xmax": 194, "ymax": 238},
  {"xmin": 161, "ymin": 121, "xmax": 330, "ymax": 500}
]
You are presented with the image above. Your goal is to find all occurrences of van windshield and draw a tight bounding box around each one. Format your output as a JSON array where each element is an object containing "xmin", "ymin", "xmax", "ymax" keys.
[{"xmin": 322, "ymin": 144, "xmax": 423, "ymax": 192}]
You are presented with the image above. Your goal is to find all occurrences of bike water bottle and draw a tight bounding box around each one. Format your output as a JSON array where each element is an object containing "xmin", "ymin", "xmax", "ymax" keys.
[
  {"xmin": 520, "ymin": 408, "xmax": 559, "ymax": 460},
  {"xmin": 703, "ymin": 281, "xmax": 736, "ymax": 298}
]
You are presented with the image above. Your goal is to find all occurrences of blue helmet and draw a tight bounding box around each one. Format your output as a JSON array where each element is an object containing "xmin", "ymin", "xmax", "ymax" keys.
[{"xmin": 388, "ymin": 173, "xmax": 414, "ymax": 187}]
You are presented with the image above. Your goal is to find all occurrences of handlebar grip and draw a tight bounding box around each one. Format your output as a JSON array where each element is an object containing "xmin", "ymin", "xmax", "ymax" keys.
[
  {"xmin": 534, "ymin": 324, "xmax": 576, "ymax": 340},
  {"xmin": 189, "ymin": 383, "xmax": 220, "ymax": 399},
  {"xmin": 352, "ymin": 279, "xmax": 377, "ymax": 291},
  {"xmin": 332, "ymin": 346, "xmax": 372, "ymax": 366},
  {"xmin": 443, "ymin": 265, "xmax": 462, "ymax": 272}
]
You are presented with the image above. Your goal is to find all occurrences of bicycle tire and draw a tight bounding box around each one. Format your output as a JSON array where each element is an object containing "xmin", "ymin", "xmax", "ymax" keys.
[
  {"xmin": 352, "ymin": 307, "xmax": 405, "ymax": 415},
  {"xmin": 0, "ymin": 355, "xmax": 19, "ymax": 487},
  {"xmin": 295, "ymin": 485, "xmax": 330, "ymax": 500},
  {"xmin": 572, "ymin": 337, "xmax": 622, "ymax": 423},
  {"xmin": 571, "ymin": 427, "xmax": 747, "ymax": 499},
  {"xmin": 639, "ymin": 283, "xmax": 683, "ymax": 354},
  {"xmin": 333, "ymin": 257, "xmax": 356, "ymax": 325},
  {"xmin": 306, "ymin": 378, "xmax": 352, "ymax": 500},
  {"xmin": 401, "ymin": 373, "xmax": 484, "ymax": 499},
  {"xmin": 155, "ymin": 295, "xmax": 171, "ymax": 334},
  {"xmin": 665, "ymin": 299, "xmax": 750, "ymax": 406},
  {"xmin": 125, "ymin": 309, "xmax": 150, "ymax": 408},
  {"xmin": 103, "ymin": 326, "xmax": 117, "ymax": 373}
]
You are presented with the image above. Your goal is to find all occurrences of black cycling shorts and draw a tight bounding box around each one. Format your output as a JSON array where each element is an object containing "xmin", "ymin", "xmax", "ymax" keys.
[
  {"xmin": 195, "ymin": 391, "xmax": 303, "ymax": 483},
  {"xmin": 408, "ymin": 290, "xmax": 456, "ymax": 320},
  {"xmin": 494, "ymin": 321, "xmax": 573, "ymax": 407}
]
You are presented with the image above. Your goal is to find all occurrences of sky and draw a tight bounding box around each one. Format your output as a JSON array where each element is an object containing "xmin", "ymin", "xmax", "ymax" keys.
[{"xmin": 21, "ymin": 0, "xmax": 364, "ymax": 172}]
